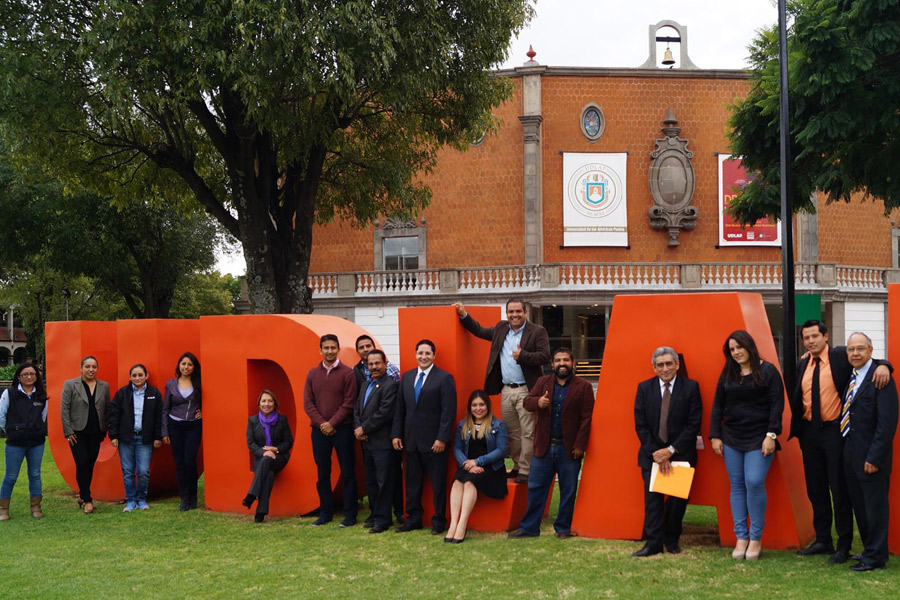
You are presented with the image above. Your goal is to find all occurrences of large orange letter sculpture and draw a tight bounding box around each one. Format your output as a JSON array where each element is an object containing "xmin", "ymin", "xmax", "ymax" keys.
[
  {"xmin": 570, "ymin": 292, "xmax": 813, "ymax": 549},
  {"xmin": 884, "ymin": 284, "xmax": 900, "ymax": 553}
]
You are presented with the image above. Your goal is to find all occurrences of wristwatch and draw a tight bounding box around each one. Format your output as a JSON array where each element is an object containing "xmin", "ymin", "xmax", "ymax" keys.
[
  {"xmin": 766, "ymin": 432, "xmax": 777, "ymax": 440},
  {"xmin": 667, "ymin": 445, "xmax": 676, "ymax": 454}
]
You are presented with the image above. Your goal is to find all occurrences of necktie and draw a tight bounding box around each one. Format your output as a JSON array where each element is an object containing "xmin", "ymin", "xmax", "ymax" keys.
[
  {"xmin": 363, "ymin": 381, "xmax": 376, "ymax": 408},
  {"xmin": 414, "ymin": 371, "xmax": 425, "ymax": 404},
  {"xmin": 659, "ymin": 382, "xmax": 671, "ymax": 442},
  {"xmin": 840, "ymin": 369, "xmax": 858, "ymax": 438},
  {"xmin": 811, "ymin": 358, "xmax": 822, "ymax": 428}
]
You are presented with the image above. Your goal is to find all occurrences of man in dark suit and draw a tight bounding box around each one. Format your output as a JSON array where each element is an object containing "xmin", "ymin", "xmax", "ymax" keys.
[
  {"xmin": 790, "ymin": 320, "xmax": 891, "ymax": 563},
  {"xmin": 454, "ymin": 299, "xmax": 550, "ymax": 483},
  {"xmin": 508, "ymin": 347, "xmax": 594, "ymax": 539},
  {"xmin": 841, "ymin": 332, "xmax": 898, "ymax": 572},
  {"xmin": 354, "ymin": 349, "xmax": 398, "ymax": 533},
  {"xmin": 632, "ymin": 347, "xmax": 702, "ymax": 557},
  {"xmin": 391, "ymin": 339, "xmax": 456, "ymax": 534}
]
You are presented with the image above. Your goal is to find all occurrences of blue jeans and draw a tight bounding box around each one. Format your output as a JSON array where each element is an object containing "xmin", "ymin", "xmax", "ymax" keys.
[
  {"xmin": 517, "ymin": 444, "xmax": 583, "ymax": 536},
  {"xmin": 1, "ymin": 443, "xmax": 44, "ymax": 499},
  {"xmin": 723, "ymin": 443, "xmax": 774, "ymax": 541},
  {"xmin": 119, "ymin": 441, "xmax": 153, "ymax": 503}
]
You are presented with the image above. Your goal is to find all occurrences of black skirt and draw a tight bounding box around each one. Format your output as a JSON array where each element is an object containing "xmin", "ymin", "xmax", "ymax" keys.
[{"xmin": 453, "ymin": 436, "xmax": 508, "ymax": 499}]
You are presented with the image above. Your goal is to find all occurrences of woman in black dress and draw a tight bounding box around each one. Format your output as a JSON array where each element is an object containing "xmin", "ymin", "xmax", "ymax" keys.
[
  {"xmin": 447, "ymin": 390, "xmax": 509, "ymax": 543},
  {"xmin": 242, "ymin": 389, "xmax": 293, "ymax": 522},
  {"xmin": 709, "ymin": 330, "xmax": 784, "ymax": 560}
]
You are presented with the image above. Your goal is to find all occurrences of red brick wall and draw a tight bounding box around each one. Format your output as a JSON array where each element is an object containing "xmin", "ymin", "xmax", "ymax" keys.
[{"xmin": 309, "ymin": 72, "xmax": 894, "ymax": 274}]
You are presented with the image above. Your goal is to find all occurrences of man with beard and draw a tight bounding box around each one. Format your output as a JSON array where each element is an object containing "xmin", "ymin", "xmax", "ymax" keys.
[
  {"xmin": 508, "ymin": 348, "xmax": 594, "ymax": 539},
  {"xmin": 632, "ymin": 347, "xmax": 702, "ymax": 556}
]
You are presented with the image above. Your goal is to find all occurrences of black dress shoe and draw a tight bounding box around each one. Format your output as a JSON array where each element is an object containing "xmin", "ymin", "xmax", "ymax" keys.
[
  {"xmin": 443, "ymin": 536, "xmax": 453, "ymax": 543},
  {"xmin": 369, "ymin": 525, "xmax": 389, "ymax": 534},
  {"xmin": 311, "ymin": 516, "xmax": 332, "ymax": 526},
  {"xmin": 254, "ymin": 513, "xmax": 265, "ymax": 523},
  {"xmin": 507, "ymin": 530, "xmax": 538, "ymax": 539},
  {"xmin": 242, "ymin": 494, "xmax": 256, "ymax": 509},
  {"xmin": 797, "ymin": 541, "xmax": 834, "ymax": 556},
  {"xmin": 851, "ymin": 554, "xmax": 864, "ymax": 561},
  {"xmin": 850, "ymin": 562, "xmax": 884, "ymax": 572},
  {"xmin": 450, "ymin": 538, "xmax": 464, "ymax": 544},
  {"xmin": 339, "ymin": 518, "xmax": 357, "ymax": 528},
  {"xmin": 431, "ymin": 526, "xmax": 445, "ymax": 535},
  {"xmin": 632, "ymin": 545, "xmax": 663, "ymax": 557},
  {"xmin": 665, "ymin": 543, "xmax": 682, "ymax": 554},
  {"xmin": 179, "ymin": 498, "xmax": 190, "ymax": 512},
  {"xmin": 395, "ymin": 522, "xmax": 422, "ymax": 532},
  {"xmin": 829, "ymin": 550, "xmax": 850, "ymax": 564},
  {"xmin": 556, "ymin": 531, "xmax": 576, "ymax": 539},
  {"xmin": 506, "ymin": 469, "xmax": 519, "ymax": 479}
]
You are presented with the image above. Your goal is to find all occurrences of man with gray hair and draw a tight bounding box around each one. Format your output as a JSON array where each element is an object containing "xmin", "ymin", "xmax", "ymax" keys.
[
  {"xmin": 841, "ymin": 332, "xmax": 898, "ymax": 572},
  {"xmin": 632, "ymin": 347, "xmax": 702, "ymax": 557}
]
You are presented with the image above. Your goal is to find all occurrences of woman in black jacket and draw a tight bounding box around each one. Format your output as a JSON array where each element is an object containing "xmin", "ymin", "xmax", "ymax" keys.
[
  {"xmin": 242, "ymin": 389, "xmax": 293, "ymax": 522},
  {"xmin": 108, "ymin": 364, "xmax": 163, "ymax": 512},
  {"xmin": 0, "ymin": 362, "xmax": 48, "ymax": 520}
]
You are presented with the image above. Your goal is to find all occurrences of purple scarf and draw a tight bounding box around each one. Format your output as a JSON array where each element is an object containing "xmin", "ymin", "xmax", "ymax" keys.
[{"xmin": 258, "ymin": 410, "xmax": 279, "ymax": 446}]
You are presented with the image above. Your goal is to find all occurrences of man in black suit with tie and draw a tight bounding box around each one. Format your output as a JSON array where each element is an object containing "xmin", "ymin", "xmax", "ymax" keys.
[
  {"xmin": 790, "ymin": 320, "xmax": 891, "ymax": 563},
  {"xmin": 354, "ymin": 350, "xmax": 398, "ymax": 534},
  {"xmin": 632, "ymin": 347, "xmax": 702, "ymax": 557},
  {"xmin": 841, "ymin": 332, "xmax": 898, "ymax": 572},
  {"xmin": 391, "ymin": 339, "xmax": 457, "ymax": 534}
]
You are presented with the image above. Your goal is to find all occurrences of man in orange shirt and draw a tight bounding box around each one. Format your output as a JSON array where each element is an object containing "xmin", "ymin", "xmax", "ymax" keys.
[{"xmin": 789, "ymin": 320, "xmax": 891, "ymax": 563}]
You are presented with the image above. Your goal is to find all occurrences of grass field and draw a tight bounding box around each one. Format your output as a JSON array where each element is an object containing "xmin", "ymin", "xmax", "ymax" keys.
[{"xmin": 1, "ymin": 440, "xmax": 897, "ymax": 599}]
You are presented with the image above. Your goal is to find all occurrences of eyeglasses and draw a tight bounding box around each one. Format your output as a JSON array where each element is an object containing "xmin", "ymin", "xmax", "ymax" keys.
[
  {"xmin": 19, "ymin": 372, "xmax": 37, "ymax": 378},
  {"xmin": 847, "ymin": 346, "xmax": 870, "ymax": 353}
]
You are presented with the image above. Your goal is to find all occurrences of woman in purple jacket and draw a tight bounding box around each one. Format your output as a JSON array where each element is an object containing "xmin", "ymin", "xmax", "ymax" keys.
[{"xmin": 162, "ymin": 352, "xmax": 203, "ymax": 511}]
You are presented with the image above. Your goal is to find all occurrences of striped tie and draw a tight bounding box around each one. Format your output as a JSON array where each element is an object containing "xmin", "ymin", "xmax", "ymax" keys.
[{"xmin": 840, "ymin": 369, "xmax": 859, "ymax": 438}]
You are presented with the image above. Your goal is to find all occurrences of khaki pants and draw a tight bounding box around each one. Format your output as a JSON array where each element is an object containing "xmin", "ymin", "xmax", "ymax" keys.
[{"xmin": 501, "ymin": 385, "xmax": 534, "ymax": 475}]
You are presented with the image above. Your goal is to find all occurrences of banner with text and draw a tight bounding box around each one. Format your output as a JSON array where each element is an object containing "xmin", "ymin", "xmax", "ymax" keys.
[
  {"xmin": 563, "ymin": 152, "xmax": 628, "ymax": 247},
  {"xmin": 718, "ymin": 154, "xmax": 781, "ymax": 246}
]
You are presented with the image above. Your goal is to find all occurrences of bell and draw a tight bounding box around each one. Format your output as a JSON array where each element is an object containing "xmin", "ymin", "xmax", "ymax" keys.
[{"xmin": 662, "ymin": 46, "xmax": 675, "ymax": 66}]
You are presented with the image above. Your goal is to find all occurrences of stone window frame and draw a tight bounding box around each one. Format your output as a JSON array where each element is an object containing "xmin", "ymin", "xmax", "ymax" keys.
[
  {"xmin": 892, "ymin": 221, "xmax": 900, "ymax": 268},
  {"xmin": 374, "ymin": 217, "xmax": 427, "ymax": 271},
  {"xmin": 580, "ymin": 102, "xmax": 606, "ymax": 143}
]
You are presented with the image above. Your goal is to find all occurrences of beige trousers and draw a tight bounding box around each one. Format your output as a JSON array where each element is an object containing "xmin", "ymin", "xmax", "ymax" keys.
[{"xmin": 500, "ymin": 385, "xmax": 534, "ymax": 475}]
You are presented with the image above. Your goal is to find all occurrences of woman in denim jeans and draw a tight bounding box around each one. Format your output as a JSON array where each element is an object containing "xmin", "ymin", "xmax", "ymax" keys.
[
  {"xmin": 709, "ymin": 330, "xmax": 784, "ymax": 561},
  {"xmin": 109, "ymin": 364, "xmax": 163, "ymax": 512},
  {"xmin": 0, "ymin": 362, "xmax": 47, "ymax": 520},
  {"xmin": 446, "ymin": 390, "xmax": 509, "ymax": 543}
]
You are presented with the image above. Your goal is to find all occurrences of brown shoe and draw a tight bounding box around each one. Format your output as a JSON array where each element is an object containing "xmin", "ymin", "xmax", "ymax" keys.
[
  {"xmin": 514, "ymin": 474, "xmax": 529, "ymax": 484},
  {"xmin": 0, "ymin": 498, "xmax": 9, "ymax": 521},
  {"xmin": 30, "ymin": 496, "xmax": 44, "ymax": 519}
]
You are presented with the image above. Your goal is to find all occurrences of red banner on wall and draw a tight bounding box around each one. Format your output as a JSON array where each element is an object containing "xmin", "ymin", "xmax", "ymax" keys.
[{"xmin": 718, "ymin": 154, "xmax": 781, "ymax": 246}]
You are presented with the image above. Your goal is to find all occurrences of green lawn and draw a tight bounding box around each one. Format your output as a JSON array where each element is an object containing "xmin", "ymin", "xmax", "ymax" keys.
[{"xmin": 1, "ymin": 440, "xmax": 896, "ymax": 599}]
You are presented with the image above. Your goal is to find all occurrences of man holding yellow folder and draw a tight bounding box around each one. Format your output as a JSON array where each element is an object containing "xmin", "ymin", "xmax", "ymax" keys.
[{"xmin": 632, "ymin": 347, "xmax": 702, "ymax": 557}]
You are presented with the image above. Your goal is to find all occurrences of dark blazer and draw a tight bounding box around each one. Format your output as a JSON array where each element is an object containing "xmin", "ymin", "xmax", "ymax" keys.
[
  {"xmin": 523, "ymin": 374, "xmax": 594, "ymax": 459},
  {"xmin": 842, "ymin": 374, "xmax": 898, "ymax": 480},
  {"xmin": 354, "ymin": 376, "xmax": 398, "ymax": 450},
  {"xmin": 108, "ymin": 384, "xmax": 163, "ymax": 445},
  {"xmin": 246, "ymin": 414, "xmax": 294, "ymax": 462},
  {"xmin": 60, "ymin": 377, "xmax": 110, "ymax": 437},
  {"xmin": 790, "ymin": 346, "xmax": 891, "ymax": 439},
  {"xmin": 391, "ymin": 366, "xmax": 456, "ymax": 452},
  {"xmin": 634, "ymin": 376, "xmax": 703, "ymax": 469},
  {"xmin": 460, "ymin": 314, "xmax": 551, "ymax": 395}
]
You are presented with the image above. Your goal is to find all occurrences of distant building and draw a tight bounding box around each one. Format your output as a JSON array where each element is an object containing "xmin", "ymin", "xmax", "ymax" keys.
[
  {"xmin": 300, "ymin": 21, "xmax": 899, "ymax": 370},
  {"xmin": 1, "ymin": 307, "xmax": 27, "ymax": 366}
]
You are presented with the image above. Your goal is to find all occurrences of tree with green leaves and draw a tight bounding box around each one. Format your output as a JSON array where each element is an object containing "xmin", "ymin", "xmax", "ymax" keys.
[
  {"xmin": 0, "ymin": 151, "xmax": 223, "ymax": 320},
  {"xmin": 728, "ymin": 0, "xmax": 900, "ymax": 223},
  {"xmin": 0, "ymin": 1, "xmax": 532, "ymax": 313}
]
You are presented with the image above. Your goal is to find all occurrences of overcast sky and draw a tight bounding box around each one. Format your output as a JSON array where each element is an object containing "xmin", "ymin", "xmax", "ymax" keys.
[{"xmin": 216, "ymin": 1, "xmax": 780, "ymax": 275}]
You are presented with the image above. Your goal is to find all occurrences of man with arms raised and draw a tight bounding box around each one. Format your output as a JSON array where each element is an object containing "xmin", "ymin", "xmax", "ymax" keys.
[{"xmin": 454, "ymin": 299, "xmax": 550, "ymax": 483}]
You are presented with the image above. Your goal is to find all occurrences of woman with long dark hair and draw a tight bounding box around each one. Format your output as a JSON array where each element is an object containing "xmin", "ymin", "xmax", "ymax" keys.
[
  {"xmin": 0, "ymin": 362, "xmax": 48, "ymax": 520},
  {"xmin": 709, "ymin": 330, "xmax": 784, "ymax": 560},
  {"xmin": 162, "ymin": 352, "xmax": 203, "ymax": 511},
  {"xmin": 108, "ymin": 364, "xmax": 164, "ymax": 512},
  {"xmin": 446, "ymin": 389, "xmax": 509, "ymax": 543},
  {"xmin": 242, "ymin": 389, "xmax": 293, "ymax": 523},
  {"xmin": 60, "ymin": 355, "xmax": 110, "ymax": 514}
]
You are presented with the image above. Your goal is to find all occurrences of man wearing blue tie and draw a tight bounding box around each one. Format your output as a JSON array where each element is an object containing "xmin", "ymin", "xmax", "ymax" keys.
[
  {"xmin": 841, "ymin": 332, "xmax": 898, "ymax": 572},
  {"xmin": 391, "ymin": 339, "xmax": 457, "ymax": 534}
]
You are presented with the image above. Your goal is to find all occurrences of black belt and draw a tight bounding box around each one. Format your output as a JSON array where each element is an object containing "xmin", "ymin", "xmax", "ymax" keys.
[
  {"xmin": 550, "ymin": 438, "xmax": 564, "ymax": 445},
  {"xmin": 134, "ymin": 430, "xmax": 142, "ymax": 435},
  {"xmin": 504, "ymin": 383, "xmax": 525, "ymax": 389}
]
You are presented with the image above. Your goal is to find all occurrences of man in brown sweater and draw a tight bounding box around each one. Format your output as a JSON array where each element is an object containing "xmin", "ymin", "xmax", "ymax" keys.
[{"xmin": 303, "ymin": 334, "xmax": 359, "ymax": 527}]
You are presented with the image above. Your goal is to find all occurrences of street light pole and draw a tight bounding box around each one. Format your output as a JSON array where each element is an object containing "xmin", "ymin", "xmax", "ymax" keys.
[{"xmin": 778, "ymin": 0, "xmax": 796, "ymax": 391}]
